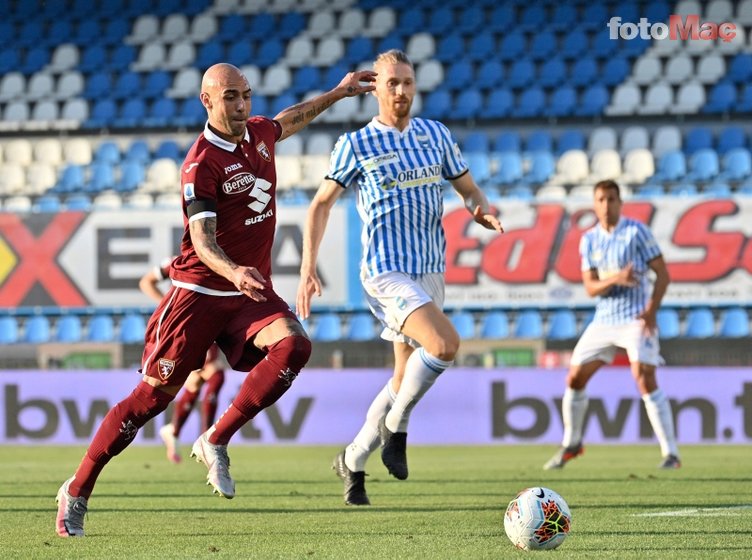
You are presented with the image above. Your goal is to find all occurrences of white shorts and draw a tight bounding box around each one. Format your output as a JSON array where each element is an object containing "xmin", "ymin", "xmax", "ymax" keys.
[
  {"xmin": 570, "ymin": 319, "xmax": 663, "ymax": 367},
  {"xmin": 361, "ymin": 269, "xmax": 444, "ymax": 347}
]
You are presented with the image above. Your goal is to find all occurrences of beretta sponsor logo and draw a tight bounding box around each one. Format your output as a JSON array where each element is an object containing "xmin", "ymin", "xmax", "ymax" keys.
[{"xmin": 223, "ymin": 172, "xmax": 256, "ymax": 195}]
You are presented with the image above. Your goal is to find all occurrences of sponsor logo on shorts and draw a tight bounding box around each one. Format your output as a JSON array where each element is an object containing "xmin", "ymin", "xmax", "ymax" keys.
[
  {"xmin": 256, "ymin": 141, "xmax": 271, "ymax": 162},
  {"xmin": 158, "ymin": 358, "xmax": 176, "ymax": 380},
  {"xmin": 223, "ymin": 172, "xmax": 256, "ymax": 195},
  {"xmin": 395, "ymin": 296, "xmax": 408, "ymax": 310}
]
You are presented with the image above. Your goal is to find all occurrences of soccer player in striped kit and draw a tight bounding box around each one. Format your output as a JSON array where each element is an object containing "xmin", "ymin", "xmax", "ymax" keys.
[
  {"xmin": 544, "ymin": 180, "xmax": 680, "ymax": 470},
  {"xmin": 296, "ymin": 50, "xmax": 503, "ymax": 505}
]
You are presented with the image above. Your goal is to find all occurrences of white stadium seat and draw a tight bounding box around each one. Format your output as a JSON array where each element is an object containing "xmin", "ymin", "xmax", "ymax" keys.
[
  {"xmin": 664, "ymin": 54, "xmax": 693, "ymax": 85},
  {"xmin": 275, "ymin": 155, "xmax": 304, "ymax": 190},
  {"xmin": 620, "ymin": 126, "xmax": 650, "ymax": 156},
  {"xmin": 620, "ymin": 149, "xmax": 655, "ymax": 185},
  {"xmin": 161, "ymin": 14, "xmax": 189, "ymax": 44},
  {"xmin": 34, "ymin": 138, "xmax": 64, "ymax": 167},
  {"xmin": 311, "ymin": 37, "xmax": 345, "ymax": 66},
  {"xmin": 0, "ymin": 163, "xmax": 26, "ymax": 195},
  {"xmin": 189, "ymin": 13, "xmax": 218, "ymax": 43},
  {"xmin": 63, "ymin": 138, "xmax": 93, "ymax": 166},
  {"xmin": 55, "ymin": 71, "xmax": 84, "ymax": 100},
  {"xmin": 605, "ymin": 83, "xmax": 640, "ymax": 116},
  {"xmin": 652, "ymin": 126, "xmax": 683, "ymax": 158},
  {"xmin": 670, "ymin": 81, "xmax": 706, "ymax": 114},
  {"xmin": 132, "ymin": 43, "xmax": 166, "ymax": 72},
  {"xmin": 284, "ymin": 37, "xmax": 315, "ymax": 67},
  {"xmin": 415, "ymin": 60, "xmax": 444, "ymax": 93},
  {"xmin": 547, "ymin": 150, "xmax": 589, "ymax": 186},
  {"xmin": 363, "ymin": 6, "xmax": 395, "ymax": 37},
  {"xmin": 47, "ymin": 44, "xmax": 80, "ymax": 73},
  {"xmin": 258, "ymin": 64, "xmax": 291, "ymax": 96},
  {"xmin": 0, "ymin": 72, "xmax": 25, "ymax": 103},
  {"xmin": 406, "ymin": 33, "xmax": 435, "ymax": 63},
  {"xmin": 696, "ymin": 53, "xmax": 726, "ymax": 84},
  {"xmin": 638, "ymin": 82, "xmax": 673, "ymax": 115},
  {"xmin": 306, "ymin": 12, "xmax": 335, "ymax": 39},
  {"xmin": 588, "ymin": 126, "xmax": 617, "ymax": 156},
  {"xmin": 26, "ymin": 163, "xmax": 57, "ymax": 194},
  {"xmin": 587, "ymin": 149, "xmax": 622, "ymax": 183},
  {"xmin": 338, "ymin": 9, "xmax": 366, "ymax": 39},
  {"xmin": 166, "ymin": 67, "xmax": 201, "ymax": 98},
  {"xmin": 164, "ymin": 41, "xmax": 196, "ymax": 71},
  {"xmin": 126, "ymin": 15, "xmax": 160, "ymax": 45},
  {"xmin": 26, "ymin": 73, "xmax": 55, "ymax": 101},
  {"xmin": 4, "ymin": 139, "xmax": 33, "ymax": 165},
  {"xmin": 631, "ymin": 56, "xmax": 662, "ymax": 86}
]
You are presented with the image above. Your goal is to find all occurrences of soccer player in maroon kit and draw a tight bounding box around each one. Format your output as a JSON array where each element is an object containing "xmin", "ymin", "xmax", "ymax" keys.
[
  {"xmin": 55, "ymin": 62, "xmax": 376, "ymax": 537},
  {"xmin": 139, "ymin": 257, "xmax": 226, "ymax": 464}
]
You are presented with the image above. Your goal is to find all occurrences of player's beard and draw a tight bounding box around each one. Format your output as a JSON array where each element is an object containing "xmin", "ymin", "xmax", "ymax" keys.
[{"xmin": 393, "ymin": 97, "xmax": 411, "ymax": 119}]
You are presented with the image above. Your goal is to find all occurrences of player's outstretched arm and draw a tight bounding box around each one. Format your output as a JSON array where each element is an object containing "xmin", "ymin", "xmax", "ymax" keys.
[
  {"xmin": 274, "ymin": 70, "xmax": 376, "ymax": 141},
  {"xmin": 189, "ymin": 216, "xmax": 267, "ymax": 302},
  {"xmin": 450, "ymin": 172, "xmax": 504, "ymax": 233},
  {"xmin": 296, "ymin": 179, "xmax": 344, "ymax": 319}
]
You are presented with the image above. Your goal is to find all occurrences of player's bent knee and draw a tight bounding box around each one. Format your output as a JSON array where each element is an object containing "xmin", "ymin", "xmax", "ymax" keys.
[{"xmin": 268, "ymin": 335, "xmax": 312, "ymax": 375}]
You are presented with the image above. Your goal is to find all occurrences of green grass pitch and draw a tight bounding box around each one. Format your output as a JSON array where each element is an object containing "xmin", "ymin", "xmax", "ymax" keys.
[{"xmin": 1, "ymin": 445, "xmax": 751, "ymax": 559}]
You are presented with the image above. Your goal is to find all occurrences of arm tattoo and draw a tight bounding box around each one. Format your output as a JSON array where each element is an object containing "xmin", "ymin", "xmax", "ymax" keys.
[
  {"xmin": 189, "ymin": 217, "xmax": 237, "ymax": 279},
  {"xmin": 288, "ymin": 99, "xmax": 334, "ymax": 126}
]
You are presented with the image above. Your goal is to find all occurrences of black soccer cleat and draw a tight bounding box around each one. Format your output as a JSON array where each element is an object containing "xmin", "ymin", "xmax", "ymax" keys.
[
  {"xmin": 659, "ymin": 454, "xmax": 681, "ymax": 469},
  {"xmin": 332, "ymin": 449, "xmax": 370, "ymax": 506},
  {"xmin": 378, "ymin": 417, "xmax": 408, "ymax": 480}
]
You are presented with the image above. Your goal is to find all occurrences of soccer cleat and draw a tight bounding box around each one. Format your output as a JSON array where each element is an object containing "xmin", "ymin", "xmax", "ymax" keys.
[
  {"xmin": 159, "ymin": 425, "xmax": 182, "ymax": 464},
  {"xmin": 190, "ymin": 432, "xmax": 235, "ymax": 499},
  {"xmin": 659, "ymin": 454, "xmax": 681, "ymax": 469},
  {"xmin": 378, "ymin": 416, "xmax": 408, "ymax": 480},
  {"xmin": 543, "ymin": 443, "xmax": 584, "ymax": 470},
  {"xmin": 332, "ymin": 449, "xmax": 370, "ymax": 506},
  {"xmin": 55, "ymin": 478, "xmax": 87, "ymax": 537}
]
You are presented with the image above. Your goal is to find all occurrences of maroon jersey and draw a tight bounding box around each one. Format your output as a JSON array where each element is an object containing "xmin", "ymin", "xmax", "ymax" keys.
[{"xmin": 171, "ymin": 117, "xmax": 281, "ymax": 292}]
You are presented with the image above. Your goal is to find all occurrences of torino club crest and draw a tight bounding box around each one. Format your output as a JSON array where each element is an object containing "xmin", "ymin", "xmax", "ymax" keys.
[{"xmin": 158, "ymin": 358, "xmax": 176, "ymax": 380}]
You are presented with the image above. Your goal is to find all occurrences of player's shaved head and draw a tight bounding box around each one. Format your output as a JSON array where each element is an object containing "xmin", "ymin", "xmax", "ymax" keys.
[{"xmin": 201, "ymin": 63, "xmax": 246, "ymax": 94}]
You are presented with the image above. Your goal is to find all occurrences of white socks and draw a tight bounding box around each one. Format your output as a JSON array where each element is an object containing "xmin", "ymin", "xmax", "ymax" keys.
[
  {"xmin": 344, "ymin": 381, "xmax": 396, "ymax": 472},
  {"xmin": 561, "ymin": 387, "xmax": 588, "ymax": 448},
  {"xmin": 642, "ymin": 388, "xmax": 679, "ymax": 457},
  {"xmin": 384, "ymin": 348, "xmax": 452, "ymax": 433}
]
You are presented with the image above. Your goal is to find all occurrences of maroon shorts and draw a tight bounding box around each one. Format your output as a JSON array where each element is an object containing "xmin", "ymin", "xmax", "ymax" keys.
[{"xmin": 141, "ymin": 285, "xmax": 297, "ymax": 389}]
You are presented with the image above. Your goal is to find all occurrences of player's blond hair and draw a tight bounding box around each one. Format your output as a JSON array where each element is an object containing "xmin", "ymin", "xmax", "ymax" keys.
[{"xmin": 374, "ymin": 49, "xmax": 413, "ymax": 70}]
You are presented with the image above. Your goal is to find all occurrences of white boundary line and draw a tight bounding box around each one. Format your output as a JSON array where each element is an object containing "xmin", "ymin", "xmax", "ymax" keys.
[{"xmin": 633, "ymin": 506, "xmax": 752, "ymax": 517}]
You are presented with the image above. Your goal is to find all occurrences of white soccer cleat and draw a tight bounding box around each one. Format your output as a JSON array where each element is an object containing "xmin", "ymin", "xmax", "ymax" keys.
[
  {"xmin": 190, "ymin": 432, "xmax": 235, "ymax": 499},
  {"xmin": 159, "ymin": 425, "xmax": 182, "ymax": 464},
  {"xmin": 55, "ymin": 478, "xmax": 87, "ymax": 537}
]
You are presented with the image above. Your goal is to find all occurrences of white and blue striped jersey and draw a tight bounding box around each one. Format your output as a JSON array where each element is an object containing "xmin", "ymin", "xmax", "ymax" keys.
[
  {"xmin": 327, "ymin": 117, "xmax": 468, "ymax": 277},
  {"xmin": 580, "ymin": 217, "xmax": 662, "ymax": 325}
]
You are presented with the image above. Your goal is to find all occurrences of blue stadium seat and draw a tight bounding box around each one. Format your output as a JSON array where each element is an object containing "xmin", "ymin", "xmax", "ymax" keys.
[
  {"xmin": 434, "ymin": 34, "xmax": 465, "ymax": 64},
  {"xmin": 457, "ymin": 6, "xmax": 485, "ymax": 35},
  {"xmin": 737, "ymin": 85, "xmax": 752, "ymax": 113},
  {"xmin": 116, "ymin": 160, "xmax": 146, "ymax": 192},
  {"xmin": 569, "ymin": 57, "xmax": 598, "ymax": 88},
  {"xmin": 87, "ymin": 315, "xmax": 115, "ymax": 342},
  {"xmin": 142, "ymin": 71, "xmax": 172, "ymax": 100},
  {"xmin": 119, "ymin": 313, "xmax": 146, "ymax": 344},
  {"xmin": 21, "ymin": 46, "xmax": 49, "ymax": 74},
  {"xmin": 684, "ymin": 307, "xmax": 715, "ymax": 338},
  {"xmin": 560, "ymin": 30, "xmax": 588, "ymax": 61},
  {"xmin": 522, "ymin": 151, "xmax": 555, "ymax": 184},
  {"xmin": 519, "ymin": 5, "xmax": 545, "ymax": 31},
  {"xmin": 667, "ymin": 183, "xmax": 698, "ymax": 197},
  {"xmin": 494, "ymin": 132, "xmax": 521, "ymax": 153},
  {"xmin": 85, "ymin": 99, "xmax": 118, "ymax": 129},
  {"xmin": 529, "ymin": 31, "xmax": 556, "ymax": 62},
  {"xmin": 34, "ymin": 195, "xmax": 63, "ymax": 213},
  {"xmin": 428, "ymin": 7, "xmax": 453, "ymax": 35},
  {"xmin": 656, "ymin": 308, "xmax": 680, "ymax": 339},
  {"xmin": 269, "ymin": 92, "xmax": 297, "ymax": 118},
  {"xmin": 719, "ymin": 148, "xmax": 752, "ymax": 181},
  {"xmin": 526, "ymin": 131, "xmax": 553, "ymax": 154},
  {"xmin": 0, "ymin": 316, "xmax": 19, "ymax": 344},
  {"xmin": 83, "ymin": 72, "xmax": 111, "ymax": 99},
  {"xmin": 463, "ymin": 132, "xmax": 489, "ymax": 154},
  {"xmin": 74, "ymin": 19, "xmax": 101, "ymax": 45},
  {"xmin": 702, "ymin": 182, "xmax": 732, "ymax": 198},
  {"xmin": 581, "ymin": 4, "xmax": 608, "ymax": 30},
  {"xmin": 575, "ymin": 85, "xmax": 609, "ymax": 116},
  {"xmin": 94, "ymin": 141, "xmax": 121, "ymax": 165},
  {"xmin": 65, "ymin": 194, "xmax": 93, "ymax": 211},
  {"xmin": 498, "ymin": 32, "xmax": 526, "ymax": 62},
  {"xmin": 85, "ymin": 162, "xmax": 115, "ymax": 193},
  {"xmin": 546, "ymin": 86, "xmax": 577, "ymax": 117},
  {"xmin": 421, "ymin": 90, "xmax": 452, "ymax": 120},
  {"xmin": 196, "ymin": 39, "xmax": 225, "ymax": 70},
  {"xmin": 54, "ymin": 165, "xmax": 86, "ymax": 193},
  {"xmin": 507, "ymin": 59, "xmax": 535, "ymax": 89},
  {"xmin": 557, "ymin": 130, "xmax": 586, "ymax": 155},
  {"xmin": 154, "ymin": 140, "xmax": 182, "ymax": 161},
  {"xmin": 719, "ymin": 307, "xmax": 750, "ymax": 338},
  {"xmin": 450, "ymin": 311, "xmax": 476, "ymax": 339},
  {"xmin": 727, "ymin": 53, "xmax": 752, "ymax": 84},
  {"xmin": 703, "ymin": 82, "xmax": 737, "ymax": 114},
  {"xmin": 602, "ymin": 57, "xmax": 630, "ymax": 87},
  {"xmin": 488, "ymin": 5, "xmax": 515, "ymax": 33},
  {"xmin": 550, "ymin": 4, "xmax": 577, "ymax": 31},
  {"xmin": 590, "ymin": 31, "xmax": 618, "ymax": 60},
  {"xmin": 453, "ymin": 89, "xmax": 484, "ymax": 120},
  {"xmin": 102, "ymin": 18, "xmax": 130, "ymax": 47},
  {"xmin": 112, "ymin": 71, "xmax": 142, "ymax": 101},
  {"xmin": 227, "ymin": 42, "xmax": 254, "ymax": 66},
  {"xmin": 79, "ymin": 45, "xmax": 107, "ymax": 74},
  {"xmin": 277, "ymin": 12, "xmax": 306, "ymax": 40},
  {"xmin": 124, "ymin": 140, "xmax": 151, "ymax": 164},
  {"xmin": 313, "ymin": 313, "xmax": 342, "ymax": 342},
  {"xmin": 684, "ymin": 127, "xmax": 714, "ymax": 156},
  {"xmin": 114, "ymin": 98, "xmax": 147, "ymax": 128},
  {"xmin": 547, "ymin": 309, "xmax": 577, "ymax": 340},
  {"xmin": 109, "ymin": 45, "xmax": 137, "ymax": 72},
  {"xmin": 344, "ymin": 37, "xmax": 373, "ymax": 66},
  {"xmin": 290, "ymin": 66, "xmax": 321, "ymax": 95},
  {"xmin": 650, "ymin": 151, "xmax": 687, "ymax": 182},
  {"xmin": 346, "ymin": 312, "xmax": 376, "ymax": 341},
  {"xmin": 464, "ymin": 153, "xmax": 492, "ymax": 184},
  {"xmin": 538, "ymin": 58, "xmax": 566, "ymax": 90},
  {"xmin": 377, "ymin": 32, "xmax": 404, "ymax": 54},
  {"xmin": 504, "ymin": 185, "xmax": 534, "ymax": 200},
  {"xmin": 514, "ymin": 310, "xmax": 543, "ymax": 339},
  {"xmin": 55, "ymin": 315, "xmax": 83, "ymax": 343},
  {"xmin": 396, "ymin": 7, "xmax": 426, "ymax": 36},
  {"xmin": 645, "ymin": 1, "xmax": 671, "ymax": 21},
  {"xmin": 143, "ymin": 98, "xmax": 177, "ymax": 128},
  {"xmin": 249, "ymin": 12, "xmax": 276, "ymax": 36},
  {"xmin": 445, "ymin": 60, "xmax": 474, "ymax": 92},
  {"xmin": 480, "ymin": 311, "xmax": 509, "ymax": 339},
  {"xmin": 255, "ymin": 39, "xmax": 284, "ymax": 68},
  {"xmin": 480, "ymin": 88, "xmax": 513, "ymax": 119},
  {"xmin": 512, "ymin": 87, "xmax": 545, "ymax": 118},
  {"xmin": 0, "ymin": 48, "xmax": 20, "ymax": 74},
  {"xmin": 467, "ymin": 33, "xmax": 497, "ymax": 63},
  {"xmin": 491, "ymin": 152, "xmax": 523, "ymax": 185},
  {"xmin": 716, "ymin": 127, "xmax": 746, "ymax": 155},
  {"xmin": 23, "ymin": 316, "xmax": 51, "ymax": 343},
  {"xmin": 220, "ymin": 14, "xmax": 246, "ymax": 37},
  {"xmin": 685, "ymin": 149, "xmax": 719, "ymax": 182},
  {"xmin": 634, "ymin": 184, "xmax": 665, "ymax": 199}
]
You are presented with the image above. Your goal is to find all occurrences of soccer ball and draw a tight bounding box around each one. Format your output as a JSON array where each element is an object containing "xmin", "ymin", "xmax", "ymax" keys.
[{"xmin": 504, "ymin": 487, "xmax": 571, "ymax": 551}]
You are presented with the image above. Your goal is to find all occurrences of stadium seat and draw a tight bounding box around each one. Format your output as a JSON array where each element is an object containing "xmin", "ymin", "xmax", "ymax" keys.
[
  {"xmin": 65, "ymin": 194, "xmax": 92, "ymax": 211},
  {"xmin": 87, "ymin": 314, "xmax": 115, "ymax": 342},
  {"xmin": 476, "ymin": 60, "xmax": 504, "ymax": 91},
  {"xmin": 420, "ymin": 90, "xmax": 451, "ymax": 120},
  {"xmin": 529, "ymin": 31, "xmax": 556, "ymax": 62},
  {"xmin": 620, "ymin": 126, "xmax": 650, "ymax": 156},
  {"xmin": 491, "ymin": 152, "xmax": 523, "ymax": 185},
  {"xmin": 85, "ymin": 162, "xmax": 115, "ymax": 193},
  {"xmin": 703, "ymin": 82, "xmax": 737, "ymax": 114},
  {"xmin": 632, "ymin": 56, "xmax": 662, "ymax": 86},
  {"xmin": 656, "ymin": 308, "xmax": 680, "ymax": 339},
  {"xmin": 619, "ymin": 148, "xmax": 654, "ymax": 185},
  {"xmin": 719, "ymin": 149, "xmax": 752, "ymax": 181},
  {"xmin": 638, "ymin": 83, "xmax": 673, "ymax": 115},
  {"xmin": 523, "ymin": 152, "xmax": 555, "ymax": 185},
  {"xmin": 313, "ymin": 313, "xmax": 342, "ymax": 342},
  {"xmin": 0, "ymin": 316, "xmax": 19, "ymax": 344},
  {"xmin": 696, "ymin": 53, "xmax": 726, "ymax": 84},
  {"xmin": 480, "ymin": 89, "xmax": 513, "ymax": 119},
  {"xmin": 702, "ymin": 182, "xmax": 732, "ymax": 198},
  {"xmin": 685, "ymin": 149, "xmax": 719, "ymax": 182},
  {"xmin": 671, "ymin": 82, "xmax": 707, "ymax": 114},
  {"xmin": 719, "ymin": 307, "xmax": 750, "ymax": 338},
  {"xmin": 498, "ymin": 32, "xmax": 526, "ymax": 62},
  {"xmin": 463, "ymin": 132, "xmax": 489, "ymax": 155},
  {"xmin": 653, "ymin": 126, "xmax": 682, "ymax": 159},
  {"xmin": 664, "ymin": 54, "xmax": 693, "ymax": 85},
  {"xmin": 716, "ymin": 127, "xmax": 746, "ymax": 155},
  {"xmin": 667, "ymin": 183, "xmax": 698, "ymax": 197},
  {"xmin": 464, "ymin": 153, "xmax": 492, "ymax": 184},
  {"xmin": 684, "ymin": 307, "xmax": 716, "ymax": 338},
  {"xmin": 55, "ymin": 315, "xmax": 83, "ymax": 343},
  {"xmin": 737, "ymin": 85, "xmax": 752, "ymax": 113},
  {"xmin": 557, "ymin": 130, "xmax": 585, "ymax": 155},
  {"xmin": 605, "ymin": 83, "xmax": 640, "ymax": 116},
  {"xmin": 650, "ymin": 151, "xmax": 687, "ymax": 183},
  {"xmin": 560, "ymin": 30, "xmax": 588, "ymax": 61},
  {"xmin": 415, "ymin": 60, "xmax": 444, "ymax": 93},
  {"xmin": 546, "ymin": 86, "xmax": 577, "ymax": 118},
  {"xmin": 537, "ymin": 58, "xmax": 566, "ymax": 90},
  {"xmin": 512, "ymin": 87, "xmax": 545, "ymax": 118},
  {"xmin": 23, "ymin": 316, "xmax": 51, "ymax": 343},
  {"xmin": 588, "ymin": 126, "xmax": 618, "ymax": 156},
  {"xmin": 727, "ymin": 53, "xmax": 752, "ymax": 84},
  {"xmin": 29, "ymin": 100, "xmax": 58, "ymax": 125},
  {"xmin": 467, "ymin": 33, "xmax": 496, "ymax": 64},
  {"xmin": 514, "ymin": 310, "xmax": 543, "ymax": 339},
  {"xmin": 587, "ymin": 149, "xmax": 622, "ymax": 183},
  {"xmin": 507, "ymin": 59, "xmax": 535, "ymax": 90},
  {"xmin": 591, "ymin": 30, "xmax": 619, "ymax": 60},
  {"xmin": 546, "ymin": 309, "xmax": 577, "ymax": 340},
  {"xmin": 444, "ymin": 60, "xmax": 473, "ymax": 92},
  {"xmin": 493, "ymin": 132, "xmax": 521, "ymax": 153},
  {"xmin": 480, "ymin": 310, "xmax": 509, "ymax": 339},
  {"xmin": 450, "ymin": 311, "xmax": 476, "ymax": 339},
  {"xmin": 569, "ymin": 57, "xmax": 598, "ymax": 88},
  {"xmin": 548, "ymin": 150, "xmax": 589, "ymax": 185},
  {"xmin": 119, "ymin": 313, "xmax": 146, "ymax": 344}
]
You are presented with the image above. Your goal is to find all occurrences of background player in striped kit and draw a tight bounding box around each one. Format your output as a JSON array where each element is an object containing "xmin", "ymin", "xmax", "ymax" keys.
[
  {"xmin": 543, "ymin": 179, "xmax": 680, "ymax": 471},
  {"xmin": 139, "ymin": 257, "xmax": 226, "ymax": 464},
  {"xmin": 296, "ymin": 49, "xmax": 503, "ymax": 505}
]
